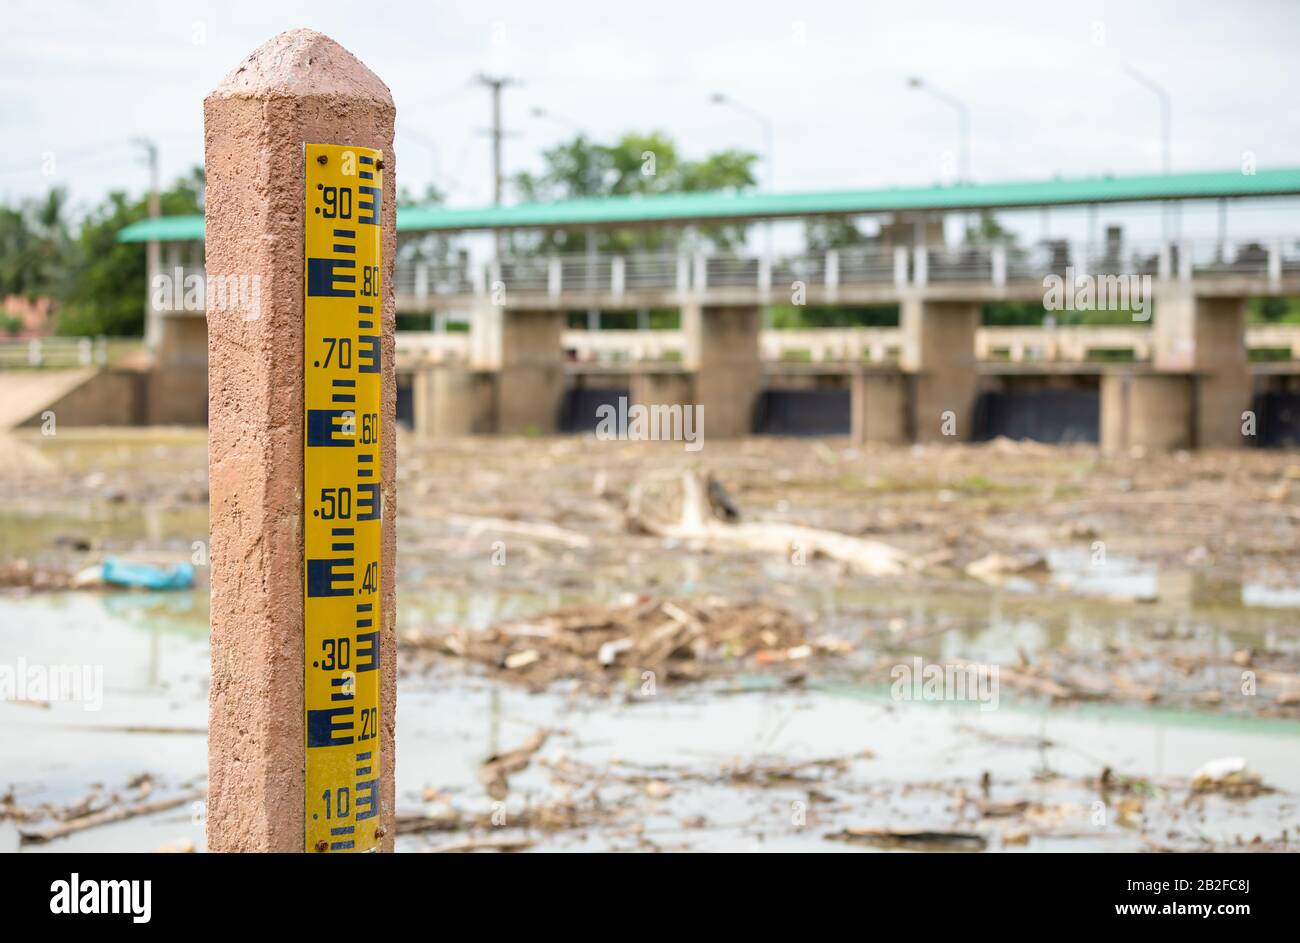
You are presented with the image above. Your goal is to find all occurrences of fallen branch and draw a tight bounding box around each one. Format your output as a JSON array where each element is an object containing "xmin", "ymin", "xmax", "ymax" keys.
[
  {"xmin": 628, "ymin": 471, "xmax": 911, "ymax": 577},
  {"xmin": 20, "ymin": 789, "xmax": 204, "ymax": 845}
]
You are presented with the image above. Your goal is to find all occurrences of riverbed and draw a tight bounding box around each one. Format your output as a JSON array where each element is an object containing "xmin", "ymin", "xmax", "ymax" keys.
[{"xmin": 2, "ymin": 429, "xmax": 1298, "ymax": 852}]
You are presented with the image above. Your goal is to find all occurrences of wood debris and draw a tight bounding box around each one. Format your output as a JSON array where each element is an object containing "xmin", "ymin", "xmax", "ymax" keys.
[
  {"xmin": 826, "ymin": 826, "xmax": 988, "ymax": 851},
  {"xmin": 405, "ymin": 596, "xmax": 836, "ymax": 693}
]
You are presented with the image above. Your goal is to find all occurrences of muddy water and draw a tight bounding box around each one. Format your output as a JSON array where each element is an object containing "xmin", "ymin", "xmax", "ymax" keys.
[
  {"xmin": 3, "ymin": 585, "xmax": 1298, "ymax": 852},
  {"xmin": 2, "ymin": 430, "xmax": 1299, "ymax": 852}
]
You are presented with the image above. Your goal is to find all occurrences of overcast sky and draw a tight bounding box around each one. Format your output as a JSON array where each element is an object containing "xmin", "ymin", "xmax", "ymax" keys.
[{"xmin": 2, "ymin": 0, "xmax": 1298, "ymax": 241}]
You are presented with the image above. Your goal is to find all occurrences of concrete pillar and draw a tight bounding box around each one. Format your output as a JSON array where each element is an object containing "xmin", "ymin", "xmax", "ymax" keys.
[
  {"xmin": 148, "ymin": 315, "xmax": 209, "ymax": 424},
  {"xmin": 414, "ymin": 365, "xmax": 494, "ymax": 437},
  {"xmin": 850, "ymin": 369, "xmax": 908, "ymax": 445},
  {"xmin": 1154, "ymin": 287, "xmax": 1250, "ymax": 447},
  {"xmin": 204, "ymin": 29, "xmax": 396, "ymax": 852},
  {"xmin": 900, "ymin": 296, "xmax": 978, "ymax": 442},
  {"xmin": 1101, "ymin": 372, "xmax": 1193, "ymax": 452},
  {"xmin": 144, "ymin": 238, "xmax": 162, "ymax": 355},
  {"xmin": 682, "ymin": 301, "xmax": 761, "ymax": 437},
  {"xmin": 472, "ymin": 304, "xmax": 565, "ymax": 434},
  {"xmin": 629, "ymin": 369, "xmax": 695, "ymax": 417}
]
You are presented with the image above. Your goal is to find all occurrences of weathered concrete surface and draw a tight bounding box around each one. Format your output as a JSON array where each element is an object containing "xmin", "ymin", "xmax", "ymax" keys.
[
  {"xmin": 1100, "ymin": 372, "xmax": 1193, "ymax": 452},
  {"xmin": 205, "ymin": 29, "xmax": 396, "ymax": 852},
  {"xmin": 901, "ymin": 297, "xmax": 978, "ymax": 442},
  {"xmin": 683, "ymin": 303, "xmax": 761, "ymax": 437},
  {"xmin": 1154, "ymin": 288, "xmax": 1250, "ymax": 448}
]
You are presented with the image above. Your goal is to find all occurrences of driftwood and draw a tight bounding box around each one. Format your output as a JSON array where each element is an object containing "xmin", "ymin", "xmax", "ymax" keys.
[
  {"xmin": 428, "ymin": 836, "xmax": 535, "ymax": 853},
  {"xmin": 20, "ymin": 788, "xmax": 204, "ymax": 845},
  {"xmin": 626, "ymin": 471, "xmax": 911, "ymax": 577},
  {"xmin": 826, "ymin": 826, "xmax": 987, "ymax": 851},
  {"xmin": 478, "ymin": 730, "xmax": 549, "ymax": 800}
]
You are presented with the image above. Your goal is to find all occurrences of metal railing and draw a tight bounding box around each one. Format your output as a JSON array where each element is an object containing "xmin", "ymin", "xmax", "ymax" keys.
[
  {"xmin": 153, "ymin": 237, "xmax": 1300, "ymax": 314},
  {"xmin": 0, "ymin": 336, "xmax": 110, "ymax": 369},
  {"xmin": 395, "ymin": 237, "xmax": 1300, "ymax": 303}
]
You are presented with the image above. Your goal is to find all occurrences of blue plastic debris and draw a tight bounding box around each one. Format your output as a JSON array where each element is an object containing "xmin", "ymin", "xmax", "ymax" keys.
[{"xmin": 101, "ymin": 558, "xmax": 195, "ymax": 591}]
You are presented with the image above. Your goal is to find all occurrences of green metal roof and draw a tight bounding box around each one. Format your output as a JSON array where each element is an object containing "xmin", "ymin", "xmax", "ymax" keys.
[
  {"xmin": 118, "ymin": 214, "xmax": 207, "ymax": 242},
  {"xmin": 118, "ymin": 167, "xmax": 1300, "ymax": 242}
]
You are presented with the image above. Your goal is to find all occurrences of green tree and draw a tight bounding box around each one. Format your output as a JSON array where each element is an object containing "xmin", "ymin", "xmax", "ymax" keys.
[
  {"xmin": 804, "ymin": 217, "xmax": 869, "ymax": 252},
  {"xmin": 56, "ymin": 167, "xmax": 204, "ymax": 336},
  {"xmin": 509, "ymin": 131, "xmax": 758, "ymax": 255},
  {"xmin": 0, "ymin": 188, "xmax": 71, "ymax": 298}
]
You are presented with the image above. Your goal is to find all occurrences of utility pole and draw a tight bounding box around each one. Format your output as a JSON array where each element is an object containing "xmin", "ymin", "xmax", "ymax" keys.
[
  {"xmin": 476, "ymin": 74, "xmax": 518, "ymax": 258},
  {"xmin": 132, "ymin": 137, "xmax": 161, "ymax": 354}
]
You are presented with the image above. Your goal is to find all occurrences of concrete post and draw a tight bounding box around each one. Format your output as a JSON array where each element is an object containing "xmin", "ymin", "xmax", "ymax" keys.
[
  {"xmin": 204, "ymin": 29, "xmax": 397, "ymax": 852},
  {"xmin": 682, "ymin": 301, "xmax": 761, "ymax": 437},
  {"xmin": 893, "ymin": 246, "xmax": 909, "ymax": 288},
  {"xmin": 547, "ymin": 256, "xmax": 561, "ymax": 299},
  {"xmin": 991, "ymin": 244, "xmax": 1007, "ymax": 289},
  {"xmin": 900, "ymin": 296, "xmax": 979, "ymax": 442},
  {"xmin": 912, "ymin": 246, "xmax": 928, "ymax": 287},
  {"xmin": 825, "ymin": 250, "xmax": 839, "ymax": 303}
]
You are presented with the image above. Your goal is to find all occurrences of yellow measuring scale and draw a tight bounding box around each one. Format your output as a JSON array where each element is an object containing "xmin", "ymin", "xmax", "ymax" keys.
[{"xmin": 303, "ymin": 142, "xmax": 383, "ymax": 852}]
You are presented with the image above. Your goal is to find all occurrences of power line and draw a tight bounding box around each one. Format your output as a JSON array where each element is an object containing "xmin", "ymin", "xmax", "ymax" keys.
[{"xmin": 0, "ymin": 139, "xmax": 134, "ymax": 177}]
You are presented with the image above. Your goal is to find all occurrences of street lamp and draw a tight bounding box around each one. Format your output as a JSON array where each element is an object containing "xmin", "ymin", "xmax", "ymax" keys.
[
  {"xmin": 906, "ymin": 76, "xmax": 971, "ymax": 184},
  {"xmin": 710, "ymin": 92, "xmax": 776, "ymax": 264},
  {"xmin": 1122, "ymin": 64, "xmax": 1174, "ymax": 240},
  {"xmin": 1121, "ymin": 65, "xmax": 1171, "ymax": 174}
]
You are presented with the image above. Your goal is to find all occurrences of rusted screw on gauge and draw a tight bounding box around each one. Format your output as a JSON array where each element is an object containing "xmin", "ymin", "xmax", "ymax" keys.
[
  {"xmin": 314, "ymin": 839, "xmax": 328, "ymax": 852},
  {"xmin": 375, "ymin": 159, "xmax": 384, "ymax": 170},
  {"xmin": 374, "ymin": 825, "xmax": 387, "ymax": 839},
  {"xmin": 316, "ymin": 154, "xmax": 327, "ymax": 165}
]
